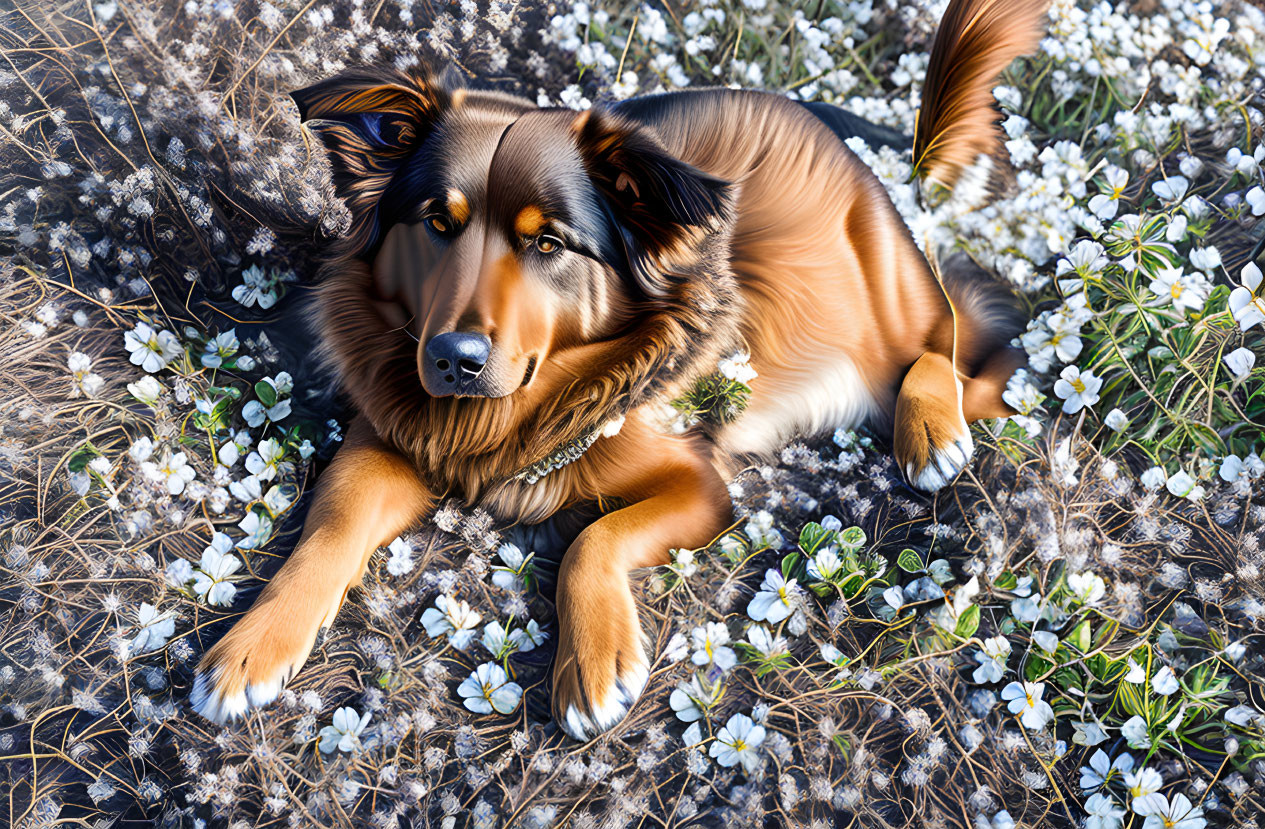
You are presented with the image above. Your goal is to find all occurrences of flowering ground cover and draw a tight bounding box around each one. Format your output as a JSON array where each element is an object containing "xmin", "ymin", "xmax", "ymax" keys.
[{"xmin": 1, "ymin": 0, "xmax": 1263, "ymax": 826}]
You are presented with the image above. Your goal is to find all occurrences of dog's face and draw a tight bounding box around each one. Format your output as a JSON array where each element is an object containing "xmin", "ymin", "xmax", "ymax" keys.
[{"xmin": 292, "ymin": 68, "xmax": 732, "ymax": 400}]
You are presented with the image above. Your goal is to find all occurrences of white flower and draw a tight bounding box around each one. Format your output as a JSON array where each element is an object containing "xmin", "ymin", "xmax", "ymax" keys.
[
  {"xmin": 458, "ymin": 662, "xmax": 522, "ymax": 714},
  {"xmin": 744, "ymin": 624, "xmax": 788, "ymax": 658},
  {"xmin": 1151, "ymin": 666, "xmax": 1179, "ymax": 696},
  {"xmin": 1230, "ymin": 263, "xmax": 1265, "ymax": 332},
  {"xmin": 131, "ymin": 603, "xmax": 176, "ymax": 653},
  {"xmin": 124, "ymin": 322, "xmax": 181, "ymax": 373},
  {"xmin": 1088, "ymin": 166, "xmax": 1128, "ymax": 219},
  {"xmin": 420, "ymin": 595, "xmax": 481, "ymax": 650},
  {"xmin": 492, "ymin": 543, "xmax": 529, "ymax": 590},
  {"xmin": 972, "ymin": 636, "xmax": 1010, "ymax": 684},
  {"xmin": 709, "ymin": 712, "xmax": 765, "ymax": 773},
  {"xmin": 1073, "ymin": 721, "xmax": 1109, "ymax": 747},
  {"xmin": 242, "ymin": 396, "xmax": 292, "ymax": 427},
  {"xmin": 318, "ymin": 707, "xmax": 372, "ymax": 753},
  {"xmin": 1124, "ymin": 658, "xmax": 1147, "ymax": 684},
  {"xmin": 1121, "ymin": 715, "xmax": 1151, "ymax": 749},
  {"xmin": 200, "ymin": 329, "xmax": 239, "ymax": 368},
  {"xmin": 165, "ymin": 558, "xmax": 193, "ymax": 588},
  {"xmin": 1081, "ymin": 748, "xmax": 1134, "ymax": 789},
  {"xmin": 229, "ymin": 474, "xmax": 262, "ymax": 503},
  {"xmin": 1165, "ymin": 470, "xmax": 1205, "ymax": 501},
  {"xmin": 235, "ymin": 510, "xmax": 273, "ymax": 549},
  {"xmin": 245, "ymin": 439, "xmax": 285, "ymax": 482},
  {"xmin": 233, "ymin": 264, "xmax": 282, "ymax": 309},
  {"xmin": 141, "ymin": 451, "xmax": 196, "ymax": 496},
  {"xmin": 385, "ymin": 537, "xmax": 414, "ymax": 576},
  {"xmin": 511, "ymin": 619, "xmax": 548, "ymax": 653},
  {"xmin": 1032, "ymin": 630, "xmax": 1059, "ymax": 654},
  {"xmin": 806, "ymin": 547, "xmax": 843, "ymax": 581},
  {"xmin": 717, "ymin": 350, "xmax": 757, "ymax": 384},
  {"xmin": 747, "ymin": 569, "xmax": 797, "ymax": 624},
  {"xmin": 1151, "ymin": 175, "xmax": 1188, "ymax": 204},
  {"xmin": 1226, "ymin": 704, "xmax": 1264, "ymax": 727},
  {"xmin": 481, "ymin": 621, "xmax": 519, "ymax": 659},
  {"xmin": 1124, "ymin": 765, "xmax": 1162, "ymax": 800},
  {"xmin": 1148, "ymin": 267, "xmax": 1209, "ymax": 315},
  {"xmin": 1225, "ymin": 347, "xmax": 1256, "ymax": 380},
  {"xmin": 1000, "ymin": 681, "xmax": 1054, "ymax": 730},
  {"xmin": 1067, "ymin": 571, "xmax": 1106, "ymax": 605},
  {"xmin": 1053, "ymin": 365, "xmax": 1102, "ymax": 414},
  {"xmin": 191, "ymin": 533, "xmax": 241, "ymax": 606},
  {"xmin": 68, "ymin": 352, "xmax": 103, "ymax": 397},
  {"xmin": 1134, "ymin": 793, "xmax": 1204, "ymax": 829},
  {"xmin": 1084, "ymin": 792, "xmax": 1126, "ymax": 829},
  {"xmin": 691, "ymin": 622, "xmax": 737, "ymax": 672},
  {"xmin": 670, "ymin": 674, "xmax": 719, "ymax": 723},
  {"xmin": 1140, "ymin": 467, "xmax": 1168, "ymax": 491},
  {"xmin": 127, "ymin": 375, "xmax": 164, "ymax": 407},
  {"xmin": 1104, "ymin": 408, "xmax": 1129, "ymax": 431},
  {"xmin": 1247, "ymin": 186, "xmax": 1265, "ymax": 217}
]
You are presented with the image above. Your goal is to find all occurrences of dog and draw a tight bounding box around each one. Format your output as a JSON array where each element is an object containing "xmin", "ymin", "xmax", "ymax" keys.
[{"xmin": 191, "ymin": 0, "xmax": 1050, "ymax": 740}]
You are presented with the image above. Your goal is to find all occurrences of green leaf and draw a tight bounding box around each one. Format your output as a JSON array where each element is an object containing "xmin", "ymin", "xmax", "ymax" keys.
[
  {"xmin": 1069, "ymin": 621, "xmax": 1092, "ymax": 653},
  {"xmin": 254, "ymin": 380, "xmax": 277, "ymax": 408},
  {"xmin": 839, "ymin": 526, "xmax": 867, "ymax": 550},
  {"xmin": 798, "ymin": 522, "xmax": 832, "ymax": 555},
  {"xmin": 955, "ymin": 604, "xmax": 981, "ymax": 638},
  {"xmin": 897, "ymin": 548, "xmax": 923, "ymax": 573},
  {"xmin": 68, "ymin": 446, "xmax": 97, "ymax": 473},
  {"xmin": 781, "ymin": 552, "xmax": 801, "ymax": 581},
  {"xmin": 994, "ymin": 571, "xmax": 1018, "ymax": 591}
]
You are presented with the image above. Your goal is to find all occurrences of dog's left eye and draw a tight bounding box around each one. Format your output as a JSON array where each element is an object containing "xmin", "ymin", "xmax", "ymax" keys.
[{"xmin": 535, "ymin": 234, "xmax": 564, "ymax": 254}]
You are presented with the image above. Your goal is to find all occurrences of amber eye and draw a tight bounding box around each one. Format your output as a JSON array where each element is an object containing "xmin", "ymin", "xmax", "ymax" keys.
[
  {"xmin": 536, "ymin": 234, "xmax": 563, "ymax": 254},
  {"xmin": 425, "ymin": 214, "xmax": 452, "ymax": 235}
]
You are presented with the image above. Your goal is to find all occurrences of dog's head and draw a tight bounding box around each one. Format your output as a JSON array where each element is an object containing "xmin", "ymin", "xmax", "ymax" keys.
[{"xmin": 293, "ymin": 67, "xmax": 733, "ymax": 401}]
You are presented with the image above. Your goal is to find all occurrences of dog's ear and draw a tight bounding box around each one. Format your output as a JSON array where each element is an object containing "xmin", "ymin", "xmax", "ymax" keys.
[
  {"xmin": 292, "ymin": 66, "xmax": 450, "ymax": 250},
  {"xmin": 572, "ymin": 109, "xmax": 733, "ymax": 297}
]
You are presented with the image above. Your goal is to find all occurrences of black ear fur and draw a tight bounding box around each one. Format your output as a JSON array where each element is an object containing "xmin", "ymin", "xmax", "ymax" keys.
[
  {"xmin": 572, "ymin": 110, "xmax": 733, "ymax": 297},
  {"xmin": 291, "ymin": 66, "xmax": 449, "ymax": 251}
]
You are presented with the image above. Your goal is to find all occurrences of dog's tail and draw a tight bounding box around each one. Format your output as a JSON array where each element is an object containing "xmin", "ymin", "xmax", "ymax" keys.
[{"xmin": 912, "ymin": 0, "xmax": 1049, "ymax": 192}]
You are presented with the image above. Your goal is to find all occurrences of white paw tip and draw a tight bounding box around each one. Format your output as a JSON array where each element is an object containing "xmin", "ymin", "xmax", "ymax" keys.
[
  {"xmin": 190, "ymin": 668, "xmax": 247, "ymax": 725},
  {"xmin": 908, "ymin": 429, "xmax": 974, "ymax": 492},
  {"xmin": 558, "ymin": 660, "xmax": 650, "ymax": 741}
]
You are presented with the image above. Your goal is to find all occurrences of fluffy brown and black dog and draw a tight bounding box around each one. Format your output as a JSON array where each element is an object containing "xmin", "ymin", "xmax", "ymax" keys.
[{"xmin": 192, "ymin": 0, "xmax": 1050, "ymax": 739}]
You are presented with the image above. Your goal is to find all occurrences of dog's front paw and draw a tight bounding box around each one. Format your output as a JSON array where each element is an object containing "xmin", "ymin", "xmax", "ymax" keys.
[
  {"xmin": 905, "ymin": 426, "xmax": 974, "ymax": 491},
  {"xmin": 552, "ymin": 569, "xmax": 651, "ymax": 741},
  {"xmin": 191, "ymin": 605, "xmax": 324, "ymax": 724}
]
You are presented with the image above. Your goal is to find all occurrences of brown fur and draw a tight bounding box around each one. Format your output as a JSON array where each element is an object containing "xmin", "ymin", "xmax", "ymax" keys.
[
  {"xmin": 193, "ymin": 0, "xmax": 1045, "ymax": 738},
  {"xmin": 912, "ymin": 0, "xmax": 1049, "ymax": 190}
]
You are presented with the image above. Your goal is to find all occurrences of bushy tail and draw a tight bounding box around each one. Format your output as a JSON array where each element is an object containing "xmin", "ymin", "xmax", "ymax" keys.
[{"xmin": 912, "ymin": 0, "xmax": 1050, "ymax": 192}]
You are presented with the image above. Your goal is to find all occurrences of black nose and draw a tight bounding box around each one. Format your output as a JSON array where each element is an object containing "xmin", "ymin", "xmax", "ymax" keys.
[{"xmin": 424, "ymin": 332, "xmax": 491, "ymax": 393}]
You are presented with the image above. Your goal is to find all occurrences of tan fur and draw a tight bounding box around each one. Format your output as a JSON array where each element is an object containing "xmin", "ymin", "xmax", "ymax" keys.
[
  {"xmin": 195, "ymin": 418, "xmax": 432, "ymax": 713},
  {"xmin": 513, "ymin": 205, "xmax": 546, "ymax": 237},
  {"xmin": 912, "ymin": 0, "xmax": 1050, "ymax": 190},
  {"xmin": 446, "ymin": 188, "xmax": 470, "ymax": 225},
  {"xmin": 196, "ymin": 0, "xmax": 1044, "ymax": 736},
  {"xmin": 552, "ymin": 416, "xmax": 731, "ymax": 723}
]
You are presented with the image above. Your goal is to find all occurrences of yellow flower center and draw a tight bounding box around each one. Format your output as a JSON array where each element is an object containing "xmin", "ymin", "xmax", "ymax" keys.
[
  {"xmin": 1071, "ymin": 378, "xmax": 1086, "ymax": 393},
  {"xmin": 733, "ymin": 738, "xmax": 747, "ymax": 752},
  {"xmin": 1170, "ymin": 282, "xmax": 1183, "ymax": 299}
]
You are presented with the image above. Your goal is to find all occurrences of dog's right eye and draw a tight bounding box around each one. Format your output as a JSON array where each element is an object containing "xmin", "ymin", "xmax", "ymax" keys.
[{"xmin": 424, "ymin": 214, "xmax": 456, "ymax": 237}]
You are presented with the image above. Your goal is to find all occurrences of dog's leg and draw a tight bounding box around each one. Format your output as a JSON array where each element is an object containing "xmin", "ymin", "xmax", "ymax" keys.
[
  {"xmin": 553, "ymin": 433, "xmax": 731, "ymax": 740},
  {"xmin": 962, "ymin": 346, "xmax": 1025, "ymax": 421},
  {"xmin": 894, "ymin": 350, "xmax": 975, "ymax": 491},
  {"xmin": 191, "ymin": 417, "xmax": 431, "ymax": 723}
]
